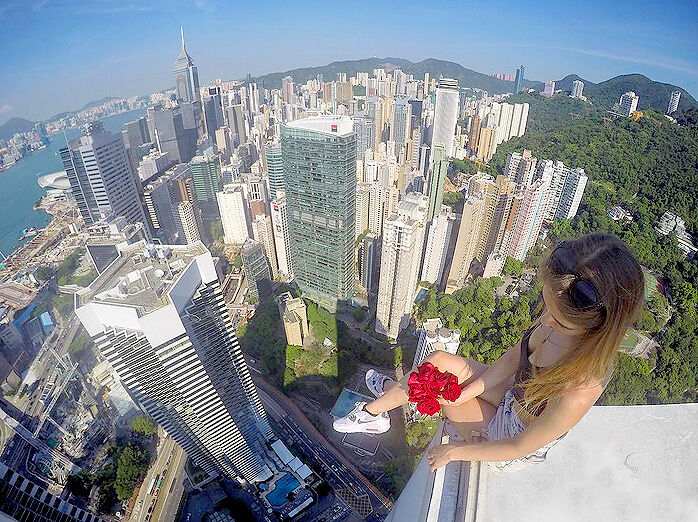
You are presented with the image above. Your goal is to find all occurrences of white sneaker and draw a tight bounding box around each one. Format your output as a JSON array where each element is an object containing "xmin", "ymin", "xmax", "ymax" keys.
[
  {"xmin": 333, "ymin": 402, "xmax": 390, "ymax": 434},
  {"xmin": 365, "ymin": 369, "xmax": 395, "ymax": 398}
]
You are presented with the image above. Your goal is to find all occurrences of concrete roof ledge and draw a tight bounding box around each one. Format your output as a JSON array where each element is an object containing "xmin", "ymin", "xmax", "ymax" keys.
[{"xmin": 387, "ymin": 403, "xmax": 698, "ymax": 522}]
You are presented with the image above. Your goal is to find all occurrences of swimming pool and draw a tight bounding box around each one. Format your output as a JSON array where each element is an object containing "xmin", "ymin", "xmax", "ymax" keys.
[{"xmin": 266, "ymin": 474, "xmax": 300, "ymax": 507}]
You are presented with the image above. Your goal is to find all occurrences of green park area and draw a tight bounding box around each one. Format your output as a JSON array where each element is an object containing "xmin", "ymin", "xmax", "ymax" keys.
[{"xmin": 237, "ymin": 286, "xmax": 395, "ymax": 407}]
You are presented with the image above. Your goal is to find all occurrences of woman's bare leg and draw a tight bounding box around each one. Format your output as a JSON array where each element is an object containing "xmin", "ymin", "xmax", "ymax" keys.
[
  {"xmin": 365, "ymin": 351, "xmax": 479, "ymax": 415},
  {"xmin": 365, "ymin": 351, "xmax": 511, "ymax": 439}
]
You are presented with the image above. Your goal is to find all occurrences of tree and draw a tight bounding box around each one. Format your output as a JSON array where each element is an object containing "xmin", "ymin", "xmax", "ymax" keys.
[
  {"xmin": 132, "ymin": 415, "xmax": 157, "ymax": 436},
  {"xmin": 115, "ymin": 444, "xmax": 148, "ymax": 501},
  {"xmin": 502, "ymin": 257, "xmax": 523, "ymax": 277}
]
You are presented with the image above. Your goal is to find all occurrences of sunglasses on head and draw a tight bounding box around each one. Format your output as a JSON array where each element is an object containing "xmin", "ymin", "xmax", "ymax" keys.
[{"xmin": 549, "ymin": 244, "xmax": 605, "ymax": 311}]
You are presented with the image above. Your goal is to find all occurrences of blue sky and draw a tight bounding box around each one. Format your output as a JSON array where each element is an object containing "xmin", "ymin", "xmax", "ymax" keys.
[{"xmin": 1, "ymin": 0, "xmax": 697, "ymax": 122}]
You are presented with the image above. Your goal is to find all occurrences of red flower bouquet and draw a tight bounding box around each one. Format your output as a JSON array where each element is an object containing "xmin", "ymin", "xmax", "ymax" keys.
[{"xmin": 407, "ymin": 362, "xmax": 462, "ymax": 415}]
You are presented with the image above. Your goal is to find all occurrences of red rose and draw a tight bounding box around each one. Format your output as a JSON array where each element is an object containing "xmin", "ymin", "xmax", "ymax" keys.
[
  {"xmin": 447, "ymin": 374, "xmax": 459, "ymax": 386},
  {"xmin": 407, "ymin": 371, "xmax": 421, "ymax": 387},
  {"xmin": 442, "ymin": 382, "xmax": 462, "ymax": 402},
  {"xmin": 433, "ymin": 371, "xmax": 451, "ymax": 389},
  {"xmin": 418, "ymin": 362, "xmax": 435, "ymax": 375},
  {"xmin": 416, "ymin": 396, "xmax": 441, "ymax": 415},
  {"xmin": 408, "ymin": 383, "xmax": 428, "ymax": 401},
  {"xmin": 425, "ymin": 380, "xmax": 442, "ymax": 398}
]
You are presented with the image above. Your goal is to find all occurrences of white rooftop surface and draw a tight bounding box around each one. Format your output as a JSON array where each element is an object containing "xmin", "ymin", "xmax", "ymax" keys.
[
  {"xmin": 285, "ymin": 115, "xmax": 354, "ymax": 136},
  {"xmin": 483, "ymin": 403, "xmax": 698, "ymax": 522},
  {"xmin": 297, "ymin": 464, "xmax": 312, "ymax": 480},
  {"xmin": 289, "ymin": 456, "xmax": 303, "ymax": 472},
  {"xmin": 37, "ymin": 170, "xmax": 70, "ymax": 190},
  {"xmin": 271, "ymin": 439, "xmax": 294, "ymax": 464},
  {"xmin": 387, "ymin": 403, "xmax": 698, "ymax": 522}
]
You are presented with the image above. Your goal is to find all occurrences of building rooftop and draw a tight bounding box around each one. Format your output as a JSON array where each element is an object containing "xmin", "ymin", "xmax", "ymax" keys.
[
  {"xmin": 285, "ymin": 115, "xmax": 354, "ymax": 137},
  {"xmin": 76, "ymin": 240, "xmax": 209, "ymax": 314},
  {"xmin": 387, "ymin": 402, "xmax": 698, "ymax": 522}
]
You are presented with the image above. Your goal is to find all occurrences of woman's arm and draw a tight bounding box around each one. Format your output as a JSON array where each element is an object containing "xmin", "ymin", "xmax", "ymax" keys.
[
  {"xmin": 446, "ymin": 340, "xmax": 523, "ymax": 406},
  {"xmin": 429, "ymin": 385, "xmax": 602, "ymax": 471}
]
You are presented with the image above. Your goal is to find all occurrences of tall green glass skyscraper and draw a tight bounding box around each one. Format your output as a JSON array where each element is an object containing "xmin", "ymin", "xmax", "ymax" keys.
[
  {"xmin": 190, "ymin": 147, "xmax": 221, "ymax": 218},
  {"xmin": 266, "ymin": 143, "xmax": 284, "ymax": 200},
  {"xmin": 281, "ymin": 116, "xmax": 356, "ymax": 310}
]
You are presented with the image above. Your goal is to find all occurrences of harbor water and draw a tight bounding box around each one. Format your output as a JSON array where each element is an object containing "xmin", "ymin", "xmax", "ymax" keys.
[{"xmin": 0, "ymin": 109, "xmax": 146, "ymax": 257}]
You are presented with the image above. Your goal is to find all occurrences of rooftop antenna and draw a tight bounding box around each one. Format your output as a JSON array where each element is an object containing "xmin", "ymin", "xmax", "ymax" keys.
[{"xmin": 181, "ymin": 26, "xmax": 186, "ymax": 51}]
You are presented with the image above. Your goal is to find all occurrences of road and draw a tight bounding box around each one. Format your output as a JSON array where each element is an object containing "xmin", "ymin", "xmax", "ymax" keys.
[
  {"xmin": 252, "ymin": 374, "xmax": 391, "ymax": 519},
  {"xmin": 129, "ymin": 434, "xmax": 186, "ymax": 522},
  {"xmin": 151, "ymin": 441, "xmax": 187, "ymax": 522}
]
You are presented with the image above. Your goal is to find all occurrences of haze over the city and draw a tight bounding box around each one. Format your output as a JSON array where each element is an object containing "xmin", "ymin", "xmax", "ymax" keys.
[{"xmin": 1, "ymin": 0, "xmax": 697, "ymax": 121}]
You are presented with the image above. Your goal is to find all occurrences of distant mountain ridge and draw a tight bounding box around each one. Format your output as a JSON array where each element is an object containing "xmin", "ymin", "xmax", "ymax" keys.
[
  {"xmin": 253, "ymin": 57, "xmax": 696, "ymax": 113},
  {"xmin": 254, "ymin": 57, "xmax": 542, "ymax": 94},
  {"xmin": 554, "ymin": 73, "xmax": 697, "ymax": 112},
  {"xmin": 0, "ymin": 117, "xmax": 35, "ymax": 142}
]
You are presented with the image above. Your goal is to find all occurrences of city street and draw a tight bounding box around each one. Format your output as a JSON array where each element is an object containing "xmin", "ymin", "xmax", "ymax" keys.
[
  {"xmin": 252, "ymin": 374, "xmax": 391, "ymax": 519},
  {"xmin": 129, "ymin": 434, "xmax": 186, "ymax": 522}
]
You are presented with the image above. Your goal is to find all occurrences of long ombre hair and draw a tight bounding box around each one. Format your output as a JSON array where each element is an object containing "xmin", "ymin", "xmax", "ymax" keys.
[{"xmin": 522, "ymin": 233, "xmax": 645, "ymax": 411}]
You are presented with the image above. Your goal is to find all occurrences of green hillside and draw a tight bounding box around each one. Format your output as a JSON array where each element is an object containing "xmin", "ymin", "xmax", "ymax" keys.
[
  {"xmin": 0, "ymin": 117, "xmax": 35, "ymax": 141},
  {"xmin": 254, "ymin": 57, "xmax": 541, "ymax": 93},
  {"xmin": 553, "ymin": 73, "xmax": 697, "ymax": 112}
]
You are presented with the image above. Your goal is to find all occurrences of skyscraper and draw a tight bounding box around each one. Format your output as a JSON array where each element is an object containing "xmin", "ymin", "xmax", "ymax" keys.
[
  {"xmin": 190, "ymin": 148, "xmax": 222, "ymax": 216},
  {"xmin": 353, "ymin": 117, "xmax": 375, "ymax": 159},
  {"xmin": 375, "ymin": 193, "xmax": 429, "ymax": 338},
  {"xmin": 147, "ymin": 106, "xmax": 192, "ymax": 164},
  {"xmin": 504, "ymin": 150, "xmax": 537, "ymax": 188},
  {"xmin": 265, "ymin": 143, "xmax": 284, "ymax": 200},
  {"xmin": 420, "ymin": 206, "xmax": 456, "ymax": 287},
  {"xmin": 0, "ymin": 463, "xmax": 104, "ymax": 522},
  {"xmin": 571, "ymin": 80, "xmax": 585, "ymax": 99},
  {"xmin": 618, "ymin": 91, "xmax": 639, "ymax": 116},
  {"xmin": 514, "ymin": 65, "xmax": 525, "ymax": 94},
  {"xmin": 431, "ymin": 78, "xmax": 460, "ymax": 157},
  {"xmin": 281, "ymin": 76, "xmax": 295, "ymax": 103},
  {"xmin": 75, "ymin": 242, "xmax": 273, "ymax": 483},
  {"xmin": 542, "ymin": 80, "xmax": 555, "ymax": 98},
  {"xmin": 217, "ymin": 184, "xmax": 250, "ymax": 245},
  {"xmin": 446, "ymin": 195, "xmax": 484, "ymax": 292},
  {"xmin": 122, "ymin": 117, "xmax": 151, "ymax": 170},
  {"xmin": 667, "ymin": 90, "xmax": 680, "ymax": 114},
  {"xmin": 359, "ymin": 232, "xmax": 380, "ymax": 294},
  {"xmin": 391, "ymin": 96, "xmax": 412, "ymax": 154},
  {"xmin": 552, "ymin": 167, "xmax": 588, "ymax": 220},
  {"xmin": 142, "ymin": 164, "xmax": 201, "ymax": 244},
  {"xmin": 61, "ymin": 121, "xmax": 148, "ymax": 229},
  {"xmin": 242, "ymin": 238, "xmax": 272, "ymax": 301},
  {"xmin": 413, "ymin": 318, "xmax": 460, "ymax": 367},
  {"xmin": 282, "ymin": 116, "xmax": 356, "ymax": 310},
  {"xmin": 226, "ymin": 104, "xmax": 248, "ymax": 145},
  {"xmin": 426, "ymin": 143, "xmax": 448, "ymax": 221},
  {"xmin": 252, "ymin": 214, "xmax": 278, "ymax": 279},
  {"xmin": 173, "ymin": 27, "xmax": 200, "ymax": 103},
  {"xmin": 470, "ymin": 174, "xmax": 517, "ymax": 262},
  {"xmin": 506, "ymin": 178, "xmax": 550, "ymax": 261},
  {"xmin": 356, "ymin": 183, "xmax": 371, "ymax": 238},
  {"xmin": 271, "ymin": 190, "xmax": 293, "ymax": 279}
]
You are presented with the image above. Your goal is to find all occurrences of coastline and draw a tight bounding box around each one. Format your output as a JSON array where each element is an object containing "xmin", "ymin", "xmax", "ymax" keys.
[{"xmin": 0, "ymin": 108, "xmax": 146, "ymax": 259}]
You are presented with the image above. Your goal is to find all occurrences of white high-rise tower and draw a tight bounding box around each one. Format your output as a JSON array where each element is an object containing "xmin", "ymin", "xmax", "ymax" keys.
[
  {"xmin": 75, "ymin": 242, "xmax": 273, "ymax": 483},
  {"xmin": 431, "ymin": 78, "xmax": 460, "ymax": 157},
  {"xmin": 375, "ymin": 193, "xmax": 429, "ymax": 338}
]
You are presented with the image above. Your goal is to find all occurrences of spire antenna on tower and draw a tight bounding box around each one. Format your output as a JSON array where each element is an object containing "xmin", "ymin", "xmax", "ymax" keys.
[{"xmin": 180, "ymin": 26, "xmax": 186, "ymax": 51}]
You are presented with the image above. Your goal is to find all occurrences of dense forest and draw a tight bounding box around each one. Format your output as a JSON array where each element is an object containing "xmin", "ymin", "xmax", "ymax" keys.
[{"xmin": 441, "ymin": 94, "xmax": 698, "ymax": 405}]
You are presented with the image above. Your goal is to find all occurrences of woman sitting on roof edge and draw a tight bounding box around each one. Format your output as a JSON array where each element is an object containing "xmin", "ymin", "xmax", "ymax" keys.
[{"xmin": 333, "ymin": 233, "xmax": 645, "ymax": 473}]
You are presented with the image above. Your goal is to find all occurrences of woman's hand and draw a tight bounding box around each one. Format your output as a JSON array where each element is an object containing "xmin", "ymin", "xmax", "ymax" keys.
[
  {"xmin": 438, "ymin": 385, "xmax": 475, "ymax": 407},
  {"xmin": 427, "ymin": 443, "xmax": 465, "ymax": 473}
]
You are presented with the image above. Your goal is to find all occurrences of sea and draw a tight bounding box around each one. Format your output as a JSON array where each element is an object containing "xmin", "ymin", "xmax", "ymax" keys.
[{"xmin": 0, "ymin": 108, "xmax": 146, "ymax": 257}]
